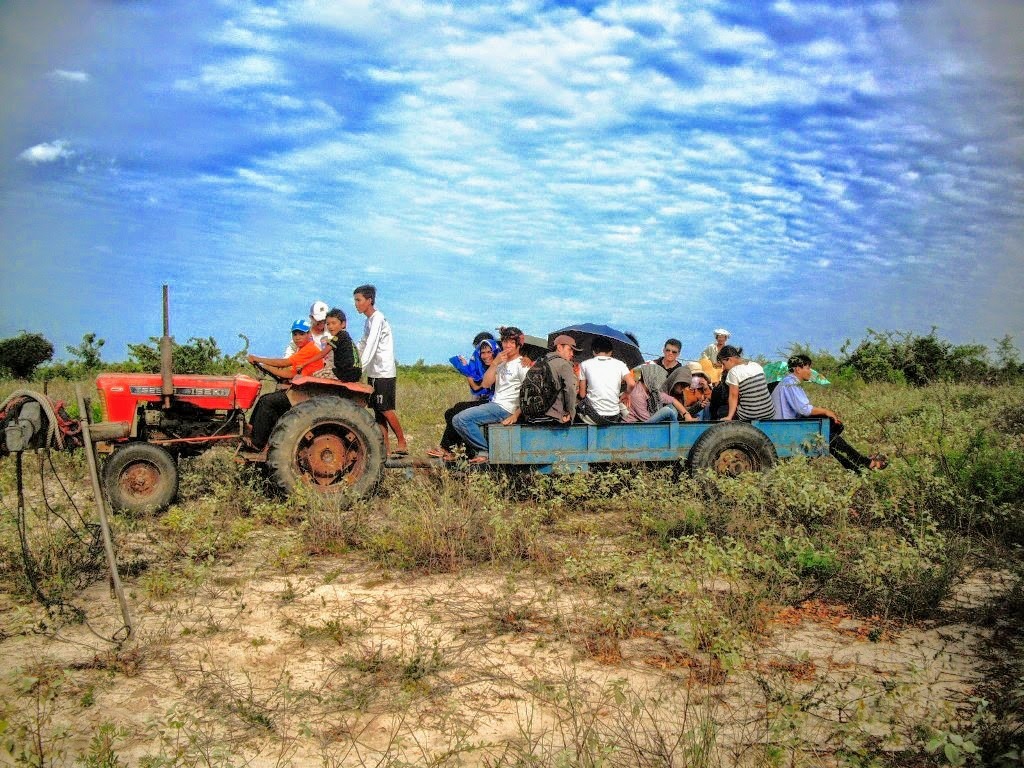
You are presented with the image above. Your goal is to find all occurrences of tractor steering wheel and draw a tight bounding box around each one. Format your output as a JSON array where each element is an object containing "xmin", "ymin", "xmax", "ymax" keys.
[{"xmin": 251, "ymin": 360, "xmax": 290, "ymax": 383}]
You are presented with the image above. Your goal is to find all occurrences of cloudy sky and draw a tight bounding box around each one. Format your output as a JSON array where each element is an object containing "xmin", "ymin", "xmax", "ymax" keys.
[{"xmin": 1, "ymin": 0, "xmax": 1022, "ymax": 366}]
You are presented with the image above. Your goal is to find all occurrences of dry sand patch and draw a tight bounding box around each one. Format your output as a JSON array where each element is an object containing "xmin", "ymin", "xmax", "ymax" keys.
[{"xmin": 0, "ymin": 549, "xmax": 1000, "ymax": 766}]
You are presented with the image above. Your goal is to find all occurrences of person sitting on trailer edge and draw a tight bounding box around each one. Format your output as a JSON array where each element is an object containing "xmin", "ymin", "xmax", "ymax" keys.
[
  {"xmin": 502, "ymin": 334, "xmax": 579, "ymax": 426},
  {"xmin": 452, "ymin": 326, "xmax": 528, "ymax": 464},
  {"xmin": 772, "ymin": 354, "xmax": 888, "ymax": 472},
  {"xmin": 577, "ymin": 336, "xmax": 635, "ymax": 424},
  {"xmin": 428, "ymin": 334, "xmax": 500, "ymax": 461},
  {"xmin": 717, "ymin": 345, "xmax": 776, "ymax": 422}
]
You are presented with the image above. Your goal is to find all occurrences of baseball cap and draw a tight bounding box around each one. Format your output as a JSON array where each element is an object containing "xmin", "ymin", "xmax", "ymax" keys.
[
  {"xmin": 309, "ymin": 300, "xmax": 329, "ymax": 321},
  {"xmin": 291, "ymin": 318, "xmax": 312, "ymax": 333},
  {"xmin": 552, "ymin": 334, "xmax": 580, "ymax": 350}
]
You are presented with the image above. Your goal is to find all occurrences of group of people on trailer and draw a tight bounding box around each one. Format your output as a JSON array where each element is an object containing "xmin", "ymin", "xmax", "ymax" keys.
[
  {"xmin": 428, "ymin": 326, "xmax": 887, "ymax": 472},
  {"xmin": 242, "ymin": 295, "xmax": 886, "ymax": 473},
  {"xmin": 243, "ymin": 285, "xmax": 409, "ymax": 459}
]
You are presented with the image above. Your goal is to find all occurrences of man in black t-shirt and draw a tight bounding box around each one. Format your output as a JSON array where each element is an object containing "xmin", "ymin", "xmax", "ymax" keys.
[{"xmin": 652, "ymin": 338, "xmax": 683, "ymax": 373}]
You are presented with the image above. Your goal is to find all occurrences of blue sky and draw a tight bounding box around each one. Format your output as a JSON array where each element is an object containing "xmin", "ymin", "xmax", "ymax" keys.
[{"xmin": 1, "ymin": 0, "xmax": 1022, "ymax": 366}]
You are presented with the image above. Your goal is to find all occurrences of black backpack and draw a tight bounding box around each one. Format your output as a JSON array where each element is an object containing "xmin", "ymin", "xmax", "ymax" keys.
[{"xmin": 520, "ymin": 355, "xmax": 560, "ymax": 419}]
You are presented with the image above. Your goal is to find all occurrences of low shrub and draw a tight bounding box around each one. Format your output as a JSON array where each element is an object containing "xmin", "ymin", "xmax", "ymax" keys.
[
  {"xmin": 359, "ymin": 472, "xmax": 544, "ymax": 571},
  {"xmin": 824, "ymin": 527, "xmax": 967, "ymax": 619},
  {"xmin": 945, "ymin": 430, "xmax": 1024, "ymax": 545}
]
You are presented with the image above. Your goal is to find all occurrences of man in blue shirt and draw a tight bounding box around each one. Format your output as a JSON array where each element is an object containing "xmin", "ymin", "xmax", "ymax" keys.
[{"xmin": 772, "ymin": 354, "xmax": 887, "ymax": 472}]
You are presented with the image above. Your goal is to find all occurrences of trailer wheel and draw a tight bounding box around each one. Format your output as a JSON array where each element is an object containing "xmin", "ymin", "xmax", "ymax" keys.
[
  {"xmin": 266, "ymin": 396, "xmax": 384, "ymax": 499},
  {"xmin": 686, "ymin": 422, "xmax": 777, "ymax": 476},
  {"xmin": 102, "ymin": 443, "xmax": 179, "ymax": 514}
]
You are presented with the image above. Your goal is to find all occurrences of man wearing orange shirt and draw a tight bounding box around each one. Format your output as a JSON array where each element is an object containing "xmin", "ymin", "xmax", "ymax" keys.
[{"xmin": 245, "ymin": 319, "xmax": 325, "ymax": 450}]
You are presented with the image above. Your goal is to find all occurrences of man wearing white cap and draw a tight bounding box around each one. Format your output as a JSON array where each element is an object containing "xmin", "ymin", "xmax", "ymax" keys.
[
  {"xmin": 702, "ymin": 328, "xmax": 731, "ymax": 367},
  {"xmin": 282, "ymin": 300, "xmax": 331, "ymax": 357}
]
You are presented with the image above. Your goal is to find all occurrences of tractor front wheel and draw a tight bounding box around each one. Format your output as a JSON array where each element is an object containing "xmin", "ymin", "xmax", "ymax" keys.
[
  {"xmin": 102, "ymin": 443, "xmax": 179, "ymax": 514},
  {"xmin": 266, "ymin": 397, "xmax": 384, "ymax": 500}
]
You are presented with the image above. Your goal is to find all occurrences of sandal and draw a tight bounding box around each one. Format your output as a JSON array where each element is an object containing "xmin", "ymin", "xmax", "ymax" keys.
[
  {"xmin": 467, "ymin": 455, "xmax": 489, "ymax": 465},
  {"xmin": 426, "ymin": 447, "xmax": 452, "ymax": 459},
  {"xmin": 868, "ymin": 453, "xmax": 889, "ymax": 471}
]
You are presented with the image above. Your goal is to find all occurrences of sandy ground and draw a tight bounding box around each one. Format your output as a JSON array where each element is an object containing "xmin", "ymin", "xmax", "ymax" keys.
[{"xmin": 0, "ymin": 538, "xmax": 1005, "ymax": 767}]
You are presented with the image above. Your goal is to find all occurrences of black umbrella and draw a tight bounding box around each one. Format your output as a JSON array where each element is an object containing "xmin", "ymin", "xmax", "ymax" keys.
[
  {"xmin": 521, "ymin": 334, "xmax": 549, "ymax": 362},
  {"xmin": 548, "ymin": 323, "xmax": 644, "ymax": 368}
]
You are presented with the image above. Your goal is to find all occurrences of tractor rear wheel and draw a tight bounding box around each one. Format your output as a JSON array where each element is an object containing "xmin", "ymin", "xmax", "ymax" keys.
[
  {"xmin": 102, "ymin": 443, "xmax": 179, "ymax": 514},
  {"xmin": 266, "ymin": 397, "xmax": 384, "ymax": 500},
  {"xmin": 686, "ymin": 421, "xmax": 777, "ymax": 476}
]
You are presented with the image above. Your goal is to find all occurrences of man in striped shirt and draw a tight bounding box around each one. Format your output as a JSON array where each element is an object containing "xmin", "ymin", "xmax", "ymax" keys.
[{"xmin": 717, "ymin": 345, "xmax": 776, "ymax": 421}]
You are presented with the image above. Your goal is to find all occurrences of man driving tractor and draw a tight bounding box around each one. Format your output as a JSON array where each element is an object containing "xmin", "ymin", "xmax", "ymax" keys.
[{"xmin": 244, "ymin": 318, "xmax": 325, "ymax": 451}]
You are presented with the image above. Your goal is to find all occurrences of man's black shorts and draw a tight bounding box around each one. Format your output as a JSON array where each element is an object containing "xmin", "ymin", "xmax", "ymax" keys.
[{"xmin": 368, "ymin": 376, "xmax": 397, "ymax": 413}]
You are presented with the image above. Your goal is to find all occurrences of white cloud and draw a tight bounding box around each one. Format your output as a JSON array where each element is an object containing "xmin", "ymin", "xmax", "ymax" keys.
[
  {"xmin": 49, "ymin": 69, "xmax": 90, "ymax": 83},
  {"xmin": 262, "ymin": 93, "xmax": 305, "ymax": 110},
  {"xmin": 694, "ymin": 10, "xmax": 769, "ymax": 51},
  {"xmin": 175, "ymin": 55, "xmax": 285, "ymax": 92},
  {"xmin": 284, "ymin": 0, "xmax": 435, "ymax": 37},
  {"xmin": 18, "ymin": 140, "xmax": 73, "ymax": 164},
  {"xmin": 235, "ymin": 168, "xmax": 295, "ymax": 194},
  {"xmin": 218, "ymin": 21, "xmax": 278, "ymax": 51},
  {"xmin": 802, "ymin": 39, "xmax": 846, "ymax": 60},
  {"xmin": 7, "ymin": 0, "xmax": 1016, "ymax": 362},
  {"xmin": 367, "ymin": 67, "xmax": 430, "ymax": 85},
  {"xmin": 658, "ymin": 200, "xmax": 717, "ymax": 216}
]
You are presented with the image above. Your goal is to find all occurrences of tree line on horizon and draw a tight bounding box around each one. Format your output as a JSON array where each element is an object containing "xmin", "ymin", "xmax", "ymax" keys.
[{"xmin": 0, "ymin": 328, "xmax": 1022, "ymax": 386}]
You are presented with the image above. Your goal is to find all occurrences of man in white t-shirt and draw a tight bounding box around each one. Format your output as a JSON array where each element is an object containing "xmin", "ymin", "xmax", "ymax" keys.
[
  {"xmin": 354, "ymin": 284, "xmax": 407, "ymax": 456},
  {"xmin": 283, "ymin": 300, "xmax": 332, "ymax": 357},
  {"xmin": 577, "ymin": 336, "xmax": 636, "ymax": 424},
  {"xmin": 452, "ymin": 326, "xmax": 528, "ymax": 462}
]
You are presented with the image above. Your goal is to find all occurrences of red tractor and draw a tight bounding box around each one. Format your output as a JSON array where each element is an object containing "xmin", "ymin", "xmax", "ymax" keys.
[
  {"xmin": 0, "ymin": 290, "xmax": 385, "ymax": 513},
  {"xmin": 89, "ymin": 370, "xmax": 384, "ymax": 513}
]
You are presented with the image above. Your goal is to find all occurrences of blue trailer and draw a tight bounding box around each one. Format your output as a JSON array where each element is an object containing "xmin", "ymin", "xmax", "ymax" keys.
[{"xmin": 485, "ymin": 418, "xmax": 830, "ymax": 475}]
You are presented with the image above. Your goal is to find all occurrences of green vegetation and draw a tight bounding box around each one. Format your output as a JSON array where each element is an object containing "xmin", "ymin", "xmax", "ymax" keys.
[
  {"xmin": 123, "ymin": 335, "xmax": 250, "ymax": 376},
  {"xmin": 0, "ymin": 331, "xmax": 1021, "ymax": 766},
  {"xmin": 837, "ymin": 328, "xmax": 1021, "ymax": 385},
  {"xmin": 0, "ymin": 332, "xmax": 54, "ymax": 379},
  {"xmin": 2, "ymin": 327, "xmax": 1022, "ymax": 385}
]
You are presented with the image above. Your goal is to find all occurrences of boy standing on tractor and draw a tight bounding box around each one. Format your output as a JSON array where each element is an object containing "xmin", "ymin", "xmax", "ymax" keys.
[{"xmin": 353, "ymin": 285, "xmax": 408, "ymax": 457}]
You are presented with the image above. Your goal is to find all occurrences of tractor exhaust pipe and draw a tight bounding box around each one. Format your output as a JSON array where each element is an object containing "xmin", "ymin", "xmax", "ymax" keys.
[{"xmin": 160, "ymin": 284, "xmax": 174, "ymax": 408}]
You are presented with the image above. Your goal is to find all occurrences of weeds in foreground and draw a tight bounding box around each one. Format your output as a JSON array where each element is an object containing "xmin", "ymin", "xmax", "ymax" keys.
[
  {"xmin": 0, "ymin": 664, "xmax": 71, "ymax": 767},
  {"xmin": 0, "ymin": 380, "xmax": 1021, "ymax": 765},
  {"xmin": 300, "ymin": 471, "xmax": 546, "ymax": 572}
]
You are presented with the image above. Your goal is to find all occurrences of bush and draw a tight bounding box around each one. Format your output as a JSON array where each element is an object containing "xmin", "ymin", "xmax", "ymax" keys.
[
  {"xmin": 781, "ymin": 342, "xmax": 844, "ymax": 379},
  {"xmin": 841, "ymin": 329, "xmax": 998, "ymax": 386},
  {"xmin": 948, "ymin": 431, "xmax": 1024, "ymax": 545},
  {"xmin": 0, "ymin": 332, "xmax": 54, "ymax": 379},
  {"xmin": 825, "ymin": 527, "xmax": 966, "ymax": 619},
  {"xmin": 126, "ymin": 335, "xmax": 248, "ymax": 375}
]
